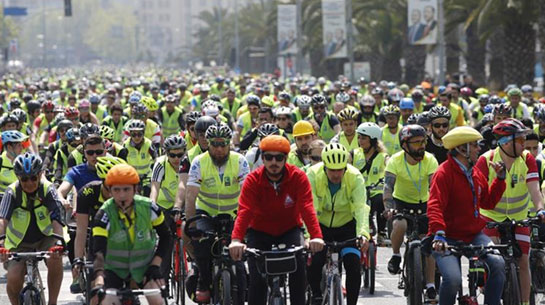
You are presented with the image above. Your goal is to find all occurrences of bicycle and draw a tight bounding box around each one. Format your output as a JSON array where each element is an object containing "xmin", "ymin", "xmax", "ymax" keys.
[
  {"xmin": 394, "ymin": 208, "xmax": 430, "ymax": 305},
  {"xmin": 73, "ymin": 257, "xmax": 94, "ymax": 305},
  {"xmin": 245, "ymin": 245, "xmax": 306, "ymax": 305},
  {"xmin": 362, "ymin": 236, "xmax": 377, "ymax": 295},
  {"xmin": 184, "ymin": 213, "xmax": 242, "ymax": 305},
  {"xmin": 321, "ymin": 237, "xmax": 361, "ymax": 305},
  {"xmin": 170, "ymin": 215, "xmax": 189, "ymax": 305},
  {"xmin": 95, "ymin": 286, "xmax": 167, "ymax": 305},
  {"xmin": 524, "ymin": 216, "xmax": 545, "ymax": 305}
]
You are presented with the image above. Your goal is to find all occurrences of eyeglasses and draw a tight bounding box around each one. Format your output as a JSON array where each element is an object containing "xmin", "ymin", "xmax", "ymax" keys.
[
  {"xmin": 310, "ymin": 155, "xmax": 322, "ymax": 162},
  {"xmin": 277, "ymin": 117, "xmax": 289, "ymax": 121},
  {"xmin": 210, "ymin": 140, "xmax": 229, "ymax": 147},
  {"xmin": 407, "ymin": 140, "xmax": 427, "ymax": 147},
  {"xmin": 85, "ymin": 149, "xmax": 105, "ymax": 156},
  {"xmin": 263, "ymin": 153, "xmax": 286, "ymax": 162},
  {"xmin": 168, "ymin": 152, "xmax": 185, "ymax": 159},
  {"xmin": 432, "ymin": 123, "xmax": 449, "ymax": 129},
  {"xmin": 20, "ymin": 175, "xmax": 39, "ymax": 182},
  {"xmin": 130, "ymin": 132, "xmax": 144, "ymax": 137}
]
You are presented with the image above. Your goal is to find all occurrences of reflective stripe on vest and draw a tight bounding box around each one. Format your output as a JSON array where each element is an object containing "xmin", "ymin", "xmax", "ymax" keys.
[
  {"xmin": 161, "ymin": 107, "xmax": 182, "ymax": 137},
  {"xmin": 157, "ymin": 156, "xmax": 179, "ymax": 209},
  {"xmin": 124, "ymin": 138, "xmax": 153, "ymax": 175},
  {"xmin": 195, "ymin": 152, "xmax": 241, "ymax": 216},
  {"xmin": 480, "ymin": 148, "xmax": 530, "ymax": 221}
]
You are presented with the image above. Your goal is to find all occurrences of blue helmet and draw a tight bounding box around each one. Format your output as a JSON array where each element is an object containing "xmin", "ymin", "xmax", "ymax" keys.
[
  {"xmin": 13, "ymin": 152, "xmax": 43, "ymax": 176},
  {"xmin": 1, "ymin": 130, "xmax": 28, "ymax": 144},
  {"xmin": 399, "ymin": 98, "xmax": 415, "ymax": 110}
]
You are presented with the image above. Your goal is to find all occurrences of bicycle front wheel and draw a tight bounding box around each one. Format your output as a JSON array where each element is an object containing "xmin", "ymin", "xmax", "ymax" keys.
[
  {"xmin": 333, "ymin": 274, "xmax": 344, "ymax": 305},
  {"xmin": 214, "ymin": 269, "xmax": 232, "ymax": 305},
  {"xmin": 173, "ymin": 238, "xmax": 187, "ymax": 305},
  {"xmin": 408, "ymin": 247, "xmax": 423, "ymax": 305},
  {"xmin": 503, "ymin": 261, "xmax": 522, "ymax": 305},
  {"xmin": 368, "ymin": 242, "xmax": 376, "ymax": 295}
]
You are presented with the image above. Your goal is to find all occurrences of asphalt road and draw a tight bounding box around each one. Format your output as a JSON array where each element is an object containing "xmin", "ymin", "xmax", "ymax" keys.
[{"xmin": 0, "ymin": 245, "xmax": 475, "ymax": 305}]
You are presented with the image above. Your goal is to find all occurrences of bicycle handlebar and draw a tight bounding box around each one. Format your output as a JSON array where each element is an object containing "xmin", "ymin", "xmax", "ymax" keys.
[
  {"xmin": 105, "ymin": 288, "xmax": 164, "ymax": 296},
  {"xmin": 485, "ymin": 217, "xmax": 540, "ymax": 230},
  {"xmin": 245, "ymin": 245, "xmax": 306, "ymax": 258},
  {"xmin": 325, "ymin": 237, "xmax": 361, "ymax": 251}
]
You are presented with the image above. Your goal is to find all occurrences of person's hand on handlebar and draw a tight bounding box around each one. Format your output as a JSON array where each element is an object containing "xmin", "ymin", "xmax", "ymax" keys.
[
  {"xmin": 308, "ymin": 238, "xmax": 325, "ymax": 253},
  {"xmin": 0, "ymin": 246, "xmax": 9, "ymax": 263},
  {"xmin": 48, "ymin": 244, "xmax": 64, "ymax": 259},
  {"xmin": 359, "ymin": 236, "xmax": 369, "ymax": 253},
  {"xmin": 432, "ymin": 231, "xmax": 447, "ymax": 253},
  {"xmin": 229, "ymin": 239, "xmax": 246, "ymax": 261},
  {"xmin": 382, "ymin": 209, "xmax": 395, "ymax": 220}
]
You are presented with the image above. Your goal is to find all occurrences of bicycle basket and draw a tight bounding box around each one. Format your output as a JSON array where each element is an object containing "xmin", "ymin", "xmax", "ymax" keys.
[{"xmin": 262, "ymin": 251, "xmax": 298, "ymax": 276}]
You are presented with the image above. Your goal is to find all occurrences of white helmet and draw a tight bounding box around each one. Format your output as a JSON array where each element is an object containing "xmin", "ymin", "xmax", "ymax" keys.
[{"xmin": 356, "ymin": 122, "xmax": 382, "ymax": 140}]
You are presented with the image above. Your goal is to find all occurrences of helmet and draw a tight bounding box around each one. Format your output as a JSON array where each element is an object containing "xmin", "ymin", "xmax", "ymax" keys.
[
  {"xmin": 42, "ymin": 100, "xmax": 55, "ymax": 111},
  {"xmin": 99, "ymin": 125, "xmax": 115, "ymax": 140},
  {"xmin": 186, "ymin": 111, "xmax": 202, "ymax": 124},
  {"xmin": 337, "ymin": 108, "xmax": 358, "ymax": 122},
  {"xmin": 371, "ymin": 88, "xmax": 383, "ymax": 96},
  {"xmin": 13, "ymin": 152, "xmax": 43, "ymax": 176},
  {"xmin": 479, "ymin": 94, "xmax": 490, "ymax": 103},
  {"xmin": 11, "ymin": 109, "xmax": 27, "ymax": 123},
  {"xmin": 442, "ymin": 127, "xmax": 483, "ymax": 149},
  {"xmin": 96, "ymin": 156, "xmax": 127, "ymax": 179},
  {"xmin": 80, "ymin": 123, "xmax": 100, "ymax": 139},
  {"xmin": 493, "ymin": 118, "xmax": 528, "ymax": 138},
  {"xmin": 89, "ymin": 94, "xmax": 100, "ymax": 104},
  {"xmin": 428, "ymin": 105, "xmax": 452, "ymax": 121},
  {"xmin": 275, "ymin": 106, "xmax": 292, "ymax": 117},
  {"xmin": 27, "ymin": 100, "xmax": 41, "ymax": 114},
  {"xmin": 321, "ymin": 143, "xmax": 348, "ymax": 170},
  {"xmin": 126, "ymin": 119, "xmax": 146, "ymax": 132},
  {"xmin": 359, "ymin": 95, "xmax": 376, "ymax": 107},
  {"xmin": 105, "ymin": 164, "xmax": 140, "ymax": 186},
  {"xmin": 164, "ymin": 135, "xmax": 187, "ymax": 151},
  {"xmin": 387, "ymin": 88, "xmax": 404, "ymax": 103},
  {"xmin": 1, "ymin": 114, "xmax": 19, "ymax": 127},
  {"xmin": 208, "ymin": 94, "xmax": 221, "ymax": 102},
  {"xmin": 521, "ymin": 84, "xmax": 533, "ymax": 93},
  {"xmin": 399, "ymin": 98, "xmax": 415, "ymax": 110},
  {"xmin": 56, "ymin": 119, "xmax": 74, "ymax": 131},
  {"xmin": 9, "ymin": 97, "xmax": 20, "ymax": 110},
  {"xmin": 297, "ymin": 95, "xmax": 312, "ymax": 108},
  {"xmin": 205, "ymin": 123, "xmax": 232, "ymax": 140},
  {"xmin": 475, "ymin": 88, "xmax": 489, "ymax": 96},
  {"xmin": 141, "ymin": 96, "xmax": 159, "ymax": 111},
  {"xmin": 482, "ymin": 113, "xmax": 494, "ymax": 125},
  {"xmin": 293, "ymin": 120, "xmax": 315, "ymax": 137},
  {"xmin": 194, "ymin": 116, "xmax": 217, "ymax": 134},
  {"xmin": 411, "ymin": 89, "xmax": 424, "ymax": 101},
  {"xmin": 132, "ymin": 103, "xmax": 148, "ymax": 115},
  {"xmin": 381, "ymin": 105, "xmax": 400, "ymax": 117},
  {"xmin": 507, "ymin": 88, "xmax": 522, "ymax": 97},
  {"xmin": 399, "ymin": 124, "xmax": 427, "ymax": 145},
  {"xmin": 1, "ymin": 130, "xmax": 28, "ymax": 144},
  {"xmin": 483, "ymin": 104, "xmax": 494, "ymax": 114},
  {"xmin": 460, "ymin": 87, "xmax": 473, "ymax": 97},
  {"xmin": 335, "ymin": 92, "xmax": 350, "ymax": 103},
  {"xmin": 257, "ymin": 123, "xmax": 280, "ymax": 138},
  {"xmin": 78, "ymin": 99, "xmax": 90, "ymax": 108},
  {"xmin": 489, "ymin": 95, "xmax": 504, "ymax": 104},
  {"xmin": 356, "ymin": 122, "xmax": 382, "ymax": 140},
  {"xmin": 202, "ymin": 104, "xmax": 220, "ymax": 117},
  {"xmin": 246, "ymin": 95, "xmax": 261, "ymax": 107},
  {"xmin": 64, "ymin": 106, "xmax": 80, "ymax": 118},
  {"xmin": 493, "ymin": 104, "xmax": 512, "ymax": 116},
  {"xmin": 536, "ymin": 107, "xmax": 545, "ymax": 122},
  {"xmin": 278, "ymin": 91, "xmax": 291, "ymax": 101},
  {"xmin": 128, "ymin": 94, "xmax": 141, "ymax": 105},
  {"xmin": 418, "ymin": 111, "xmax": 431, "ymax": 126},
  {"xmin": 66, "ymin": 128, "xmax": 81, "ymax": 142},
  {"xmin": 407, "ymin": 113, "xmax": 420, "ymax": 125},
  {"xmin": 259, "ymin": 135, "xmax": 291, "ymax": 154},
  {"xmin": 311, "ymin": 94, "xmax": 327, "ymax": 106}
]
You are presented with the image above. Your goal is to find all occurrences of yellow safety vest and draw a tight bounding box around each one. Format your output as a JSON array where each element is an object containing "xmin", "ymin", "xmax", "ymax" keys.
[
  {"xmin": 195, "ymin": 151, "xmax": 243, "ymax": 217},
  {"xmin": 0, "ymin": 152, "xmax": 16, "ymax": 194},
  {"xmin": 103, "ymin": 116, "xmax": 128, "ymax": 143},
  {"xmin": 239, "ymin": 112, "xmax": 254, "ymax": 138},
  {"xmin": 381, "ymin": 125, "xmax": 401, "ymax": 156},
  {"xmin": 480, "ymin": 148, "xmax": 531, "ymax": 221},
  {"xmin": 188, "ymin": 145, "xmax": 203, "ymax": 164},
  {"xmin": 221, "ymin": 98, "xmax": 242, "ymax": 118},
  {"xmin": 93, "ymin": 105, "xmax": 107, "ymax": 124},
  {"xmin": 317, "ymin": 112, "xmax": 336, "ymax": 143},
  {"xmin": 352, "ymin": 149, "xmax": 387, "ymax": 197},
  {"xmin": 145, "ymin": 119, "xmax": 159, "ymax": 142},
  {"xmin": 155, "ymin": 156, "xmax": 179, "ymax": 209},
  {"xmin": 123, "ymin": 138, "xmax": 153, "ymax": 176},
  {"xmin": 336, "ymin": 132, "xmax": 359, "ymax": 151},
  {"xmin": 160, "ymin": 107, "xmax": 182, "ymax": 137}
]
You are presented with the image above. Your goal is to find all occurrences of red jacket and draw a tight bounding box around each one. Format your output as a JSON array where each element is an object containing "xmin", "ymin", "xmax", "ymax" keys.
[
  {"xmin": 427, "ymin": 154, "xmax": 506, "ymax": 242},
  {"xmin": 231, "ymin": 163, "xmax": 323, "ymax": 241}
]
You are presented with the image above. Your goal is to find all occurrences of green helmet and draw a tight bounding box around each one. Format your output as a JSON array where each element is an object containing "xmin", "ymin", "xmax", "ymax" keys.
[
  {"xmin": 141, "ymin": 96, "xmax": 159, "ymax": 112},
  {"xmin": 99, "ymin": 125, "xmax": 115, "ymax": 141},
  {"xmin": 507, "ymin": 88, "xmax": 522, "ymax": 97},
  {"xmin": 321, "ymin": 143, "xmax": 348, "ymax": 170},
  {"xmin": 96, "ymin": 156, "xmax": 127, "ymax": 179}
]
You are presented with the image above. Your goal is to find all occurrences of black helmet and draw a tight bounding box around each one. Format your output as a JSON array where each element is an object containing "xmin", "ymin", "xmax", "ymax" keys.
[
  {"xmin": 80, "ymin": 123, "xmax": 100, "ymax": 139},
  {"xmin": 194, "ymin": 116, "xmax": 217, "ymax": 134},
  {"xmin": 26, "ymin": 100, "xmax": 41, "ymax": 114},
  {"xmin": 257, "ymin": 123, "xmax": 280, "ymax": 138},
  {"xmin": 493, "ymin": 104, "xmax": 512, "ymax": 116},
  {"xmin": 311, "ymin": 94, "xmax": 327, "ymax": 106},
  {"xmin": 1, "ymin": 114, "xmax": 19, "ymax": 127},
  {"xmin": 186, "ymin": 111, "xmax": 202, "ymax": 124},
  {"xmin": 428, "ymin": 105, "xmax": 452, "ymax": 121}
]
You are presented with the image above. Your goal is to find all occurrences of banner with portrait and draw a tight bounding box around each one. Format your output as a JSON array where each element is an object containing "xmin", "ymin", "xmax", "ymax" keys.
[
  {"xmin": 277, "ymin": 5, "xmax": 297, "ymax": 56},
  {"xmin": 407, "ymin": 0, "xmax": 438, "ymax": 45},
  {"xmin": 321, "ymin": 0, "xmax": 347, "ymax": 58}
]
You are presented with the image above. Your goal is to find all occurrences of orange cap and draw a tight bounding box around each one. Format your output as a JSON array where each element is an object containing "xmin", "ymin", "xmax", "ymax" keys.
[
  {"xmin": 259, "ymin": 135, "xmax": 291, "ymax": 154},
  {"xmin": 421, "ymin": 81, "xmax": 432, "ymax": 89},
  {"xmin": 105, "ymin": 164, "xmax": 140, "ymax": 186}
]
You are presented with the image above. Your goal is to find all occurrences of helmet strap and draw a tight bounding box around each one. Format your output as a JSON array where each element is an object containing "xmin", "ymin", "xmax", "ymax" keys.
[{"xmin": 499, "ymin": 134, "xmax": 518, "ymax": 159}]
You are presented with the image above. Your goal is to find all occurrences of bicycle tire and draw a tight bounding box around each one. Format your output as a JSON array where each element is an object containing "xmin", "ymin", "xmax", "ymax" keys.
[
  {"xmin": 218, "ymin": 269, "xmax": 232, "ymax": 305},
  {"xmin": 530, "ymin": 251, "xmax": 545, "ymax": 305},
  {"xmin": 368, "ymin": 242, "xmax": 376, "ymax": 295},
  {"xmin": 32, "ymin": 266, "xmax": 46, "ymax": 305},
  {"xmin": 171, "ymin": 238, "xmax": 186, "ymax": 305},
  {"xmin": 502, "ymin": 261, "xmax": 521, "ymax": 305},
  {"xmin": 408, "ymin": 247, "xmax": 423, "ymax": 305},
  {"xmin": 333, "ymin": 274, "xmax": 344, "ymax": 305}
]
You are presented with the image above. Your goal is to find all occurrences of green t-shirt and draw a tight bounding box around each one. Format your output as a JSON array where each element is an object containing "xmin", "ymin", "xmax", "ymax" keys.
[{"xmin": 385, "ymin": 151, "xmax": 438, "ymax": 204}]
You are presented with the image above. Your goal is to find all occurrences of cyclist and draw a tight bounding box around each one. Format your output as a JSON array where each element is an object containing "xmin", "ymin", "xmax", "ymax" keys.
[
  {"xmin": 437, "ymin": 88, "xmax": 465, "ymax": 129},
  {"xmin": 310, "ymin": 94, "xmax": 340, "ymax": 143},
  {"xmin": 293, "ymin": 95, "xmax": 313, "ymax": 122},
  {"xmin": 184, "ymin": 123, "xmax": 249, "ymax": 303},
  {"xmin": 158, "ymin": 94, "xmax": 185, "ymax": 138},
  {"xmin": 0, "ymin": 152, "xmax": 65, "ymax": 305},
  {"xmin": 506, "ymin": 88, "xmax": 530, "ymax": 120},
  {"xmin": 221, "ymin": 87, "xmax": 242, "ymax": 118},
  {"xmin": 67, "ymin": 123, "xmax": 101, "ymax": 168},
  {"xmin": 381, "ymin": 105, "xmax": 402, "ymax": 156},
  {"xmin": 399, "ymin": 98, "xmax": 415, "ymax": 125},
  {"xmin": 426, "ymin": 105, "xmax": 451, "ymax": 164},
  {"xmin": 245, "ymin": 123, "xmax": 281, "ymax": 171},
  {"xmin": 182, "ymin": 111, "xmax": 202, "ymax": 151},
  {"xmin": 287, "ymin": 120, "xmax": 316, "ymax": 168},
  {"xmin": 89, "ymin": 94, "xmax": 107, "ymax": 124},
  {"xmin": 0, "ymin": 130, "xmax": 27, "ymax": 197},
  {"xmin": 32, "ymin": 100, "xmax": 56, "ymax": 153},
  {"xmin": 127, "ymin": 103, "xmax": 162, "ymax": 148},
  {"xmin": 359, "ymin": 95, "xmax": 378, "ymax": 123},
  {"xmin": 123, "ymin": 119, "xmax": 156, "ymax": 195},
  {"xmin": 307, "ymin": 143, "xmax": 370, "ymax": 305},
  {"xmin": 100, "ymin": 125, "xmax": 128, "ymax": 160},
  {"xmin": 352, "ymin": 122, "xmax": 389, "ymax": 243},
  {"xmin": 275, "ymin": 106, "xmax": 294, "ymax": 142},
  {"xmin": 476, "ymin": 118, "xmax": 545, "ymax": 305},
  {"xmin": 43, "ymin": 119, "xmax": 73, "ymax": 173},
  {"xmin": 236, "ymin": 95, "xmax": 261, "ymax": 144},
  {"xmin": 78, "ymin": 99, "xmax": 99, "ymax": 125},
  {"xmin": 53, "ymin": 128, "xmax": 82, "ymax": 185},
  {"xmin": 331, "ymin": 108, "xmax": 360, "ymax": 151},
  {"xmin": 102, "ymin": 103, "xmax": 128, "ymax": 143},
  {"xmin": 239, "ymin": 107, "xmax": 276, "ymax": 151},
  {"xmin": 91, "ymin": 164, "xmax": 172, "ymax": 305},
  {"xmin": 384, "ymin": 124, "xmax": 439, "ymax": 300},
  {"xmin": 229, "ymin": 135, "xmax": 324, "ymax": 305},
  {"xmin": 428, "ymin": 126, "xmax": 507, "ymax": 305},
  {"xmin": 187, "ymin": 115, "xmax": 217, "ymax": 163}
]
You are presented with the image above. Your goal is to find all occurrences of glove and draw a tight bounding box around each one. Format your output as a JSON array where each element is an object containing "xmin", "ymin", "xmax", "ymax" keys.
[
  {"xmin": 537, "ymin": 209, "xmax": 545, "ymax": 219},
  {"xmin": 144, "ymin": 265, "xmax": 163, "ymax": 281},
  {"xmin": 49, "ymin": 245, "xmax": 64, "ymax": 253}
]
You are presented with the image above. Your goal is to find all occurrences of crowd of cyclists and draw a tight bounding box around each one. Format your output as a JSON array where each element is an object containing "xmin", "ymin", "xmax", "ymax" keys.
[{"xmin": 0, "ymin": 69, "xmax": 543, "ymax": 305}]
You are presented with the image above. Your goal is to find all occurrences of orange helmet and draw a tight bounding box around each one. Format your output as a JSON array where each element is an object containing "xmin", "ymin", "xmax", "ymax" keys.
[{"xmin": 105, "ymin": 164, "xmax": 140, "ymax": 186}]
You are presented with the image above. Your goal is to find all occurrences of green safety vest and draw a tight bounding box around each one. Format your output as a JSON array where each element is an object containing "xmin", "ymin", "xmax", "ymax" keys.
[
  {"xmin": 509, "ymin": 103, "xmax": 525, "ymax": 120},
  {"xmin": 54, "ymin": 145, "xmax": 74, "ymax": 177},
  {"xmin": 352, "ymin": 149, "xmax": 387, "ymax": 197},
  {"xmin": 5, "ymin": 181, "xmax": 54, "ymax": 250},
  {"xmin": 103, "ymin": 116, "xmax": 127, "ymax": 143},
  {"xmin": 155, "ymin": 156, "xmax": 179, "ymax": 209},
  {"xmin": 239, "ymin": 112, "xmax": 254, "ymax": 139},
  {"xmin": 145, "ymin": 119, "xmax": 159, "ymax": 142},
  {"xmin": 287, "ymin": 149, "xmax": 306, "ymax": 168},
  {"xmin": 195, "ymin": 151, "xmax": 242, "ymax": 217},
  {"xmin": 70, "ymin": 147, "xmax": 85, "ymax": 167},
  {"xmin": 221, "ymin": 98, "xmax": 242, "ymax": 118},
  {"xmin": 123, "ymin": 138, "xmax": 153, "ymax": 176},
  {"xmin": 381, "ymin": 125, "xmax": 401, "ymax": 156},
  {"xmin": 184, "ymin": 132, "xmax": 196, "ymax": 151},
  {"xmin": 480, "ymin": 148, "xmax": 531, "ymax": 221},
  {"xmin": 93, "ymin": 105, "xmax": 107, "ymax": 124},
  {"xmin": 188, "ymin": 145, "xmax": 203, "ymax": 164},
  {"xmin": 0, "ymin": 152, "xmax": 16, "ymax": 195},
  {"xmin": 160, "ymin": 107, "xmax": 182, "ymax": 137},
  {"xmin": 336, "ymin": 132, "xmax": 359, "ymax": 151},
  {"xmin": 317, "ymin": 112, "xmax": 336, "ymax": 143},
  {"xmin": 36, "ymin": 114, "xmax": 52, "ymax": 146},
  {"xmin": 103, "ymin": 196, "xmax": 156, "ymax": 283}
]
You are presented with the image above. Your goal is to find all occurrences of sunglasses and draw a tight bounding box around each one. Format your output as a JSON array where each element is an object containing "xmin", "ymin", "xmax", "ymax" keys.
[
  {"xmin": 210, "ymin": 141, "xmax": 229, "ymax": 147},
  {"xmin": 310, "ymin": 155, "xmax": 322, "ymax": 162},
  {"xmin": 168, "ymin": 152, "xmax": 185, "ymax": 159},
  {"xmin": 432, "ymin": 123, "xmax": 449, "ymax": 129},
  {"xmin": 263, "ymin": 153, "xmax": 286, "ymax": 162},
  {"xmin": 20, "ymin": 175, "xmax": 39, "ymax": 182},
  {"xmin": 313, "ymin": 105, "xmax": 326, "ymax": 110},
  {"xmin": 85, "ymin": 149, "xmax": 105, "ymax": 156},
  {"xmin": 130, "ymin": 132, "xmax": 144, "ymax": 137},
  {"xmin": 407, "ymin": 140, "xmax": 427, "ymax": 147}
]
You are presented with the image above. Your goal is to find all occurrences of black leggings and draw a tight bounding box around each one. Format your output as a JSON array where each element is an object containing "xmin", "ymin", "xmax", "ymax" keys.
[
  {"xmin": 370, "ymin": 194, "xmax": 386, "ymax": 234},
  {"xmin": 246, "ymin": 227, "xmax": 306, "ymax": 305},
  {"xmin": 307, "ymin": 221, "xmax": 361, "ymax": 305}
]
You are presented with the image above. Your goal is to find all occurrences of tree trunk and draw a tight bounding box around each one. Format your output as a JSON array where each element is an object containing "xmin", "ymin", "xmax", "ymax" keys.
[
  {"xmin": 502, "ymin": 7, "xmax": 535, "ymax": 86},
  {"xmin": 446, "ymin": 26, "xmax": 460, "ymax": 76},
  {"xmin": 403, "ymin": 44, "xmax": 426, "ymax": 86},
  {"xmin": 538, "ymin": 0, "xmax": 545, "ymax": 90},
  {"xmin": 488, "ymin": 29, "xmax": 504, "ymax": 91},
  {"xmin": 465, "ymin": 22, "xmax": 486, "ymax": 86}
]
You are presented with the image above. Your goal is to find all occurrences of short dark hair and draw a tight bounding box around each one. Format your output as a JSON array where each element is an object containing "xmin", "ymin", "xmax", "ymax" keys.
[
  {"xmin": 259, "ymin": 107, "xmax": 274, "ymax": 118},
  {"xmin": 84, "ymin": 135, "xmax": 103, "ymax": 148},
  {"xmin": 110, "ymin": 103, "xmax": 123, "ymax": 114}
]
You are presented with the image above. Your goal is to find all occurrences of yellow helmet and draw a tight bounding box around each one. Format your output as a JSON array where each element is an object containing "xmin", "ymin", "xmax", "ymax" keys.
[
  {"xmin": 261, "ymin": 96, "xmax": 275, "ymax": 107},
  {"xmin": 141, "ymin": 96, "xmax": 159, "ymax": 112},
  {"xmin": 442, "ymin": 126, "xmax": 483, "ymax": 149},
  {"xmin": 293, "ymin": 120, "xmax": 315, "ymax": 137}
]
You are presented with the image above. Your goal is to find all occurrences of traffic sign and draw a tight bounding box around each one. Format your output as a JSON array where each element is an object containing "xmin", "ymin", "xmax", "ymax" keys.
[{"xmin": 3, "ymin": 7, "xmax": 27, "ymax": 16}]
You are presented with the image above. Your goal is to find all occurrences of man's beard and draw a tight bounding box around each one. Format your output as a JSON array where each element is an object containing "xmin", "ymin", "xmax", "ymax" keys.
[{"xmin": 211, "ymin": 154, "xmax": 229, "ymax": 166}]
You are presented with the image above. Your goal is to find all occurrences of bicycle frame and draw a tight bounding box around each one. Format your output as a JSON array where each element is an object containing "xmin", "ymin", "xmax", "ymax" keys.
[
  {"xmin": 10, "ymin": 252, "xmax": 49, "ymax": 305},
  {"xmin": 321, "ymin": 238, "xmax": 360, "ymax": 305}
]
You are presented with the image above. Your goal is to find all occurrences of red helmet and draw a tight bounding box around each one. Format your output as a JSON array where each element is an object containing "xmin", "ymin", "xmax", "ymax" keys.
[
  {"xmin": 492, "ymin": 118, "xmax": 528, "ymax": 138},
  {"xmin": 42, "ymin": 100, "xmax": 55, "ymax": 111},
  {"xmin": 64, "ymin": 106, "xmax": 80, "ymax": 118},
  {"xmin": 460, "ymin": 87, "xmax": 473, "ymax": 97}
]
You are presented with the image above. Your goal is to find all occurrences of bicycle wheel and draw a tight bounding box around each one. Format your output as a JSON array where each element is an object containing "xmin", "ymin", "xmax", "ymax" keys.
[
  {"xmin": 32, "ymin": 267, "xmax": 46, "ymax": 305},
  {"xmin": 214, "ymin": 269, "xmax": 232, "ymax": 305},
  {"xmin": 333, "ymin": 274, "xmax": 344, "ymax": 305},
  {"xmin": 368, "ymin": 242, "xmax": 376, "ymax": 295},
  {"xmin": 21, "ymin": 287, "xmax": 42, "ymax": 305},
  {"xmin": 530, "ymin": 252, "xmax": 545, "ymax": 305},
  {"xmin": 503, "ymin": 261, "xmax": 522, "ymax": 305},
  {"xmin": 408, "ymin": 247, "xmax": 423, "ymax": 305}
]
